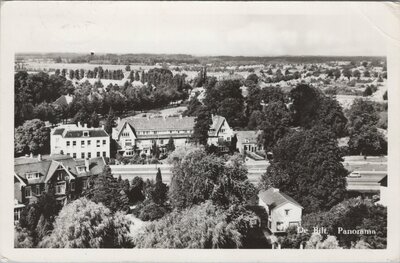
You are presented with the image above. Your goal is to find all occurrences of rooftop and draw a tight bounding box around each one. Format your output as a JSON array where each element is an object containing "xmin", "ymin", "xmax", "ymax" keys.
[{"xmin": 258, "ymin": 188, "xmax": 303, "ymax": 209}]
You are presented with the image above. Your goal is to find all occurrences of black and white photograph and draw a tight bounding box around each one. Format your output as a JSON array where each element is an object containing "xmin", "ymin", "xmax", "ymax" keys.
[{"xmin": 1, "ymin": 1, "xmax": 399, "ymax": 262}]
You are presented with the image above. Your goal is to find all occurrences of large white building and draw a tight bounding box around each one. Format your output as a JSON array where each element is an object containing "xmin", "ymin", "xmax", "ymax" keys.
[
  {"xmin": 51, "ymin": 123, "xmax": 110, "ymax": 159},
  {"xmin": 112, "ymin": 114, "xmax": 233, "ymax": 156}
]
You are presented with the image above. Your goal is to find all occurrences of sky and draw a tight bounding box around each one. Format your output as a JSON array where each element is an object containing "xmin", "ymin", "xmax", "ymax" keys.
[{"xmin": 1, "ymin": 1, "xmax": 393, "ymax": 56}]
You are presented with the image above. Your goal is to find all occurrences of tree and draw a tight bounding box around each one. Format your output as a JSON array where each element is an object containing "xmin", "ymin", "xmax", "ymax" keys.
[
  {"xmin": 39, "ymin": 198, "xmax": 133, "ymax": 248},
  {"xmin": 151, "ymin": 141, "xmax": 160, "ymax": 159},
  {"xmin": 305, "ymin": 233, "xmax": 340, "ymax": 249},
  {"xmin": 133, "ymin": 201, "xmax": 242, "ymax": 248},
  {"xmin": 90, "ymin": 111, "xmax": 100, "ymax": 128},
  {"xmin": 125, "ymin": 65, "xmax": 131, "ymax": 71},
  {"xmin": 104, "ymin": 108, "xmax": 116, "ymax": 135},
  {"xmin": 169, "ymin": 149, "xmax": 256, "ymax": 209},
  {"xmin": 290, "ymin": 84, "xmax": 347, "ymax": 137},
  {"xmin": 84, "ymin": 166, "xmax": 130, "ymax": 212},
  {"xmin": 347, "ymin": 99, "xmax": 387, "ymax": 155},
  {"xmin": 192, "ymin": 106, "xmax": 212, "ymax": 146},
  {"xmin": 259, "ymin": 101, "xmax": 292, "ymax": 151},
  {"xmin": 302, "ymin": 198, "xmax": 387, "ymax": 248},
  {"xmin": 14, "ymin": 119, "xmax": 50, "ymax": 155},
  {"xmin": 353, "ymin": 69, "xmax": 361, "ymax": 79},
  {"xmin": 166, "ymin": 137, "xmax": 175, "ymax": 152},
  {"xmin": 156, "ymin": 168, "xmax": 162, "ymax": 183},
  {"xmin": 260, "ymin": 126, "xmax": 348, "ymax": 213},
  {"xmin": 183, "ymin": 97, "xmax": 203, "ymax": 117},
  {"xmin": 230, "ymin": 134, "xmax": 238, "ymax": 153},
  {"xmin": 342, "ymin": 68, "xmax": 352, "ymax": 80},
  {"xmin": 129, "ymin": 176, "xmax": 145, "ymax": 203},
  {"xmin": 14, "ymin": 226, "xmax": 34, "ymax": 248}
]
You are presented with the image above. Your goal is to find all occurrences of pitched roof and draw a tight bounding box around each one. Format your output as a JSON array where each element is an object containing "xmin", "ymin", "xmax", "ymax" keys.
[
  {"xmin": 236, "ymin": 130, "xmax": 262, "ymax": 144},
  {"xmin": 258, "ymin": 188, "xmax": 303, "ymax": 209},
  {"xmin": 14, "ymin": 155, "xmax": 106, "ymax": 183},
  {"xmin": 117, "ymin": 116, "xmax": 195, "ymax": 133},
  {"xmin": 209, "ymin": 115, "xmax": 227, "ymax": 137},
  {"xmin": 54, "ymin": 95, "xmax": 74, "ymax": 107}
]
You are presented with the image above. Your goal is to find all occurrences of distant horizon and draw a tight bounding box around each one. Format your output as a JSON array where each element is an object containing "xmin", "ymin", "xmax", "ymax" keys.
[{"xmin": 15, "ymin": 52, "xmax": 386, "ymax": 58}]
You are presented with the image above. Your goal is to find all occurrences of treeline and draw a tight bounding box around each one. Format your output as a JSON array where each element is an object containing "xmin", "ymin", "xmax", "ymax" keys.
[
  {"xmin": 56, "ymin": 67, "xmax": 125, "ymax": 80},
  {"xmin": 14, "ymin": 71, "xmax": 75, "ymax": 126}
]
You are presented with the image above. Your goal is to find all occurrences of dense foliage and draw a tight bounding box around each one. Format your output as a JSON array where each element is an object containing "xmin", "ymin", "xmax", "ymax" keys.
[
  {"xmin": 260, "ymin": 126, "xmax": 348, "ymax": 213},
  {"xmin": 169, "ymin": 149, "xmax": 256, "ymax": 209},
  {"xmin": 39, "ymin": 198, "xmax": 133, "ymax": 248},
  {"xmin": 302, "ymin": 198, "xmax": 387, "ymax": 248},
  {"xmin": 133, "ymin": 201, "xmax": 243, "ymax": 248},
  {"xmin": 14, "ymin": 119, "xmax": 50, "ymax": 155}
]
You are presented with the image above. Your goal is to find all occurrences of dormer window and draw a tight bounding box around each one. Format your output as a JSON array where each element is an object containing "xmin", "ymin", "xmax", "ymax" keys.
[
  {"xmin": 77, "ymin": 166, "xmax": 86, "ymax": 173},
  {"xmin": 83, "ymin": 131, "xmax": 89, "ymax": 137},
  {"xmin": 26, "ymin": 172, "xmax": 40, "ymax": 180}
]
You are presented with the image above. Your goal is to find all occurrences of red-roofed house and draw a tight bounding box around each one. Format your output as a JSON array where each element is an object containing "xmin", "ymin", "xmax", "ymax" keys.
[{"xmin": 258, "ymin": 188, "xmax": 303, "ymax": 233}]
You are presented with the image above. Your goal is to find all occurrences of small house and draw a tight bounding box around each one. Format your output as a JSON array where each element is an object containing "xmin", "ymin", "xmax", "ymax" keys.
[{"xmin": 258, "ymin": 188, "xmax": 303, "ymax": 233}]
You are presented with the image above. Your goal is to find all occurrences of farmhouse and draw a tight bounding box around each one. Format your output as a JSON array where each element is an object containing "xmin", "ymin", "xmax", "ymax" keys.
[
  {"xmin": 14, "ymin": 154, "xmax": 106, "ymax": 222},
  {"xmin": 50, "ymin": 123, "xmax": 110, "ymax": 159},
  {"xmin": 112, "ymin": 114, "xmax": 233, "ymax": 156},
  {"xmin": 258, "ymin": 188, "xmax": 303, "ymax": 233}
]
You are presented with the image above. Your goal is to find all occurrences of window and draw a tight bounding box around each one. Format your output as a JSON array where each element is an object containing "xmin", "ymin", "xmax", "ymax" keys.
[
  {"xmin": 66, "ymin": 141, "xmax": 70, "ymax": 147},
  {"xmin": 153, "ymin": 131, "xmax": 157, "ymax": 134},
  {"xmin": 83, "ymin": 131, "xmax": 89, "ymax": 137},
  {"xmin": 285, "ymin": 209, "xmax": 291, "ymax": 216},
  {"xmin": 55, "ymin": 182, "xmax": 66, "ymax": 195},
  {"xmin": 125, "ymin": 139, "xmax": 132, "ymax": 147},
  {"xmin": 73, "ymin": 141, "xmax": 76, "ymax": 146},
  {"xmin": 102, "ymin": 140, "xmax": 106, "ymax": 145},
  {"xmin": 81, "ymin": 152, "xmax": 85, "ymax": 159},
  {"xmin": 160, "ymin": 139, "xmax": 164, "ymax": 144},
  {"xmin": 276, "ymin": 221, "xmax": 284, "ymax": 231},
  {"xmin": 73, "ymin": 153, "xmax": 77, "ymax": 158},
  {"xmin": 33, "ymin": 185, "xmax": 41, "ymax": 196},
  {"xmin": 81, "ymin": 140, "xmax": 85, "ymax": 146},
  {"xmin": 96, "ymin": 140, "xmax": 100, "ymax": 147},
  {"xmin": 77, "ymin": 166, "xmax": 86, "ymax": 173},
  {"xmin": 102, "ymin": 151, "xmax": 106, "ymax": 157},
  {"xmin": 83, "ymin": 179, "xmax": 88, "ymax": 189},
  {"xmin": 87, "ymin": 140, "xmax": 91, "ymax": 145},
  {"xmin": 221, "ymin": 129, "xmax": 225, "ymax": 133},
  {"xmin": 70, "ymin": 181, "xmax": 75, "ymax": 191},
  {"xmin": 25, "ymin": 186, "xmax": 32, "ymax": 198},
  {"xmin": 14, "ymin": 209, "xmax": 21, "ymax": 222},
  {"xmin": 66, "ymin": 153, "xmax": 70, "ymax": 156},
  {"xmin": 88, "ymin": 152, "xmax": 91, "ymax": 158},
  {"xmin": 26, "ymin": 172, "xmax": 40, "ymax": 180},
  {"xmin": 97, "ymin": 152, "xmax": 100, "ymax": 157}
]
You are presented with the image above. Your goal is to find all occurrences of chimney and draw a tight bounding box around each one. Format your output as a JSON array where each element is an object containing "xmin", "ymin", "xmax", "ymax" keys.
[
  {"xmin": 101, "ymin": 125, "xmax": 105, "ymax": 130},
  {"xmin": 272, "ymin": 188, "xmax": 279, "ymax": 192},
  {"xmin": 30, "ymin": 153, "xmax": 33, "ymax": 158},
  {"xmin": 84, "ymin": 123, "xmax": 87, "ymax": 128},
  {"xmin": 85, "ymin": 158, "xmax": 90, "ymax": 171},
  {"xmin": 37, "ymin": 154, "xmax": 42, "ymax": 161},
  {"xmin": 117, "ymin": 117, "xmax": 121, "ymax": 124},
  {"xmin": 77, "ymin": 122, "xmax": 81, "ymax": 128}
]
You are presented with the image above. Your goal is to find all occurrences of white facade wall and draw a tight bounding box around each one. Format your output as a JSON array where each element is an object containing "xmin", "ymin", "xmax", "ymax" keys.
[
  {"xmin": 270, "ymin": 203, "xmax": 302, "ymax": 232},
  {"xmin": 258, "ymin": 199, "xmax": 302, "ymax": 233},
  {"xmin": 51, "ymin": 136, "xmax": 110, "ymax": 159}
]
